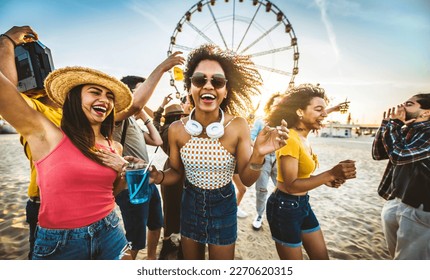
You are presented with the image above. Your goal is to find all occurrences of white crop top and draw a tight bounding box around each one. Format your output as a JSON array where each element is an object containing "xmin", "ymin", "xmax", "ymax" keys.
[{"xmin": 180, "ymin": 137, "xmax": 236, "ymax": 189}]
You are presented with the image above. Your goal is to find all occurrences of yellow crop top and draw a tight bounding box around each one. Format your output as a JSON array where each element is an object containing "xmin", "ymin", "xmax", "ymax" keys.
[{"xmin": 276, "ymin": 129, "xmax": 318, "ymax": 182}]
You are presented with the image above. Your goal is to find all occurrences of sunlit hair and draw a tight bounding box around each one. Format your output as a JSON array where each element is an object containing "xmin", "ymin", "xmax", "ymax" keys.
[
  {"xmin": 184, "ymin": 44, "xmax": 262, "ymax": 117},
  {"xmin": 61, "ymin": 85, "xmax": 115, "ymax": 165},
  {"xmin": 266, "ymin": 83, "xmax": 328, "ymax": 128},
  {"xmin": 263, "ymin": 92, "xmax": 282, "ymax": 115},
  {"xmin": 414, "ymin": 93, "xmax": 430, "ymax": 109}
]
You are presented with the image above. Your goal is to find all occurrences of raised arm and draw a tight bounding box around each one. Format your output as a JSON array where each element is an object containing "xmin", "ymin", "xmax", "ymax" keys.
[
  {"xmin": 115, "ymin": 52, "xmax": 184, "ymax": 121},
  {"xmin": 134, "ymin": 109, "xmax": 163, "ymax": 146},
  {"xmin": 0, "ymin": 26, "xmax": 62, "ymax": 161}
]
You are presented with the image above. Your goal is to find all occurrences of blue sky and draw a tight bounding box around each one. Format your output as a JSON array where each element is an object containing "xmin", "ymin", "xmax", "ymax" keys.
[{"xmin": 2, "ymin": 0, "xmax": 429, "ymax": 124}]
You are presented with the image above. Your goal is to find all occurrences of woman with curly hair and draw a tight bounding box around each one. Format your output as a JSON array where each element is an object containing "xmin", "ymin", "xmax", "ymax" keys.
[
  {"xmin": 265, "ymin": 84, "xmax": 356, "ymax": 260},
  {"xmin": 127, "ymin": 44, "xmax": 289, "ymax": 259}
]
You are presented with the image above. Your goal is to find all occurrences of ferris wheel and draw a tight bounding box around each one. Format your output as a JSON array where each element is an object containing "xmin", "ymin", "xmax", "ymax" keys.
[{"xmin": 167, "ymin": 0, "xmax": 299, "ymax": 102}]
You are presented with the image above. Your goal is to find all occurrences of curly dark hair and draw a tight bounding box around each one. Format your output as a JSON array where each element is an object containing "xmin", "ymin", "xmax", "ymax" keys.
[
  {"xmin": 263, "ymin": 92, "xmax": 282, "ymax": 115},
  {"xmin": 183, "ymin": 44, "xmax": 262, "ymax": 117},
  {"xmin": 266, "ymin": 83, "xmax": 328, "ymax": 128}
]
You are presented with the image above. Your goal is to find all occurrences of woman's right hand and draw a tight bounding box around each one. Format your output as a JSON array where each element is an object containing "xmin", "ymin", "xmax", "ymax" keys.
[{"xmin": 329, "ymin": 160, "xmax": 356, "ymax": 181}]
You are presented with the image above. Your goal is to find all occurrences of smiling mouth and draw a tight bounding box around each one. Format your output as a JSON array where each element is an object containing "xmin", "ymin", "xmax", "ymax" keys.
[
  {"xmin": 200, "ymin": 93, "xmax": 216, "ymax": 101},
  {"xmin": 93, "ymin": 106, "xmax": 107, "ymax": 114}
]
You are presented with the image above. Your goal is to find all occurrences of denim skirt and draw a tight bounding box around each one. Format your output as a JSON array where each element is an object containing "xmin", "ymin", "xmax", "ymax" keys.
[
  {"xmin": 32, "ymin": 210, "xmax": 128, "ymax": 260},
  {"xmin": 180, "ymin": 180, "xmax": 237, "ymax": 245}
]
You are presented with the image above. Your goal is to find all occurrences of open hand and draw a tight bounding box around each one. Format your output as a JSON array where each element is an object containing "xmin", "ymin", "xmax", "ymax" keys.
[{"xmin": 254, "ymin": 119, "xmax": 289, "ymax": 156}]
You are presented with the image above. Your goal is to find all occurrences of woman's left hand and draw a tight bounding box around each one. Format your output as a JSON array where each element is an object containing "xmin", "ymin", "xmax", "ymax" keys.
[{"xmin": 254, "ymin": 119, "xmax": 289, "ymax": 155}]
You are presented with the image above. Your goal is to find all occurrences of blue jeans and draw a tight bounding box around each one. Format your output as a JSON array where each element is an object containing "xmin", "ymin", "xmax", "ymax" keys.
[
  {"xmin": 181, "ymin": 180, "xmax": 237, "ymax": 245},
  {"xmin": 26, "ymin": 199, "xmax": 40, "ymax": 260},
  {"xmin": 266, "ymin": 189, "xmax": 320, "ymax": 247},
  {"xmin": 255, "ymin": 153, "xmax": 277, "ymax": 217},
  {"xmin": 115, "ymin": 184, "xmax": 163, "ymax": 250},
  {"xmin": 32, "ymin": 211, "xmax": 128, "ymax": 260}
]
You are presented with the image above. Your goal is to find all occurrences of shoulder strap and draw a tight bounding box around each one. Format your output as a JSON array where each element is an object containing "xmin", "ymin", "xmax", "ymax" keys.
[
  {"xmin": 225, "ymin": 116, "xmax": 237, "ymax": 128},
  {"xmin": 120, "ymin": 119, "xmax": 129, "ymax": 146}
]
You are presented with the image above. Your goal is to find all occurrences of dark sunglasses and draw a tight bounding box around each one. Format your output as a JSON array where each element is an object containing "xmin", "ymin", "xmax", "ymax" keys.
[{"xmin": 190, "ymin": 72, "xmax": 228, "ymax": 89}]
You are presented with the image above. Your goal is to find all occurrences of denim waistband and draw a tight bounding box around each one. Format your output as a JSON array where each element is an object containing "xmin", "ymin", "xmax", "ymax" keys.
[
  {"xmin": 274, "ymin": 189, "xmax": 309, "ymax": 201},
  {"xmin": 29, "ymin": 196, "xmax": 41, "ymax": 203},
  {"xmin": 36, "ymin": 211, "xmax": 118, "ymax": 239},
  {"xmin": 184, "ymin": 179, "xmax": 232, "ymax": 192}
]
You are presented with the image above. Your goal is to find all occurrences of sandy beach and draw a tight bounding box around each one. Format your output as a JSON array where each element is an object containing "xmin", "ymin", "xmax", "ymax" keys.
[{"xmin": 0, "ymin": 133, "xmax": 390, "ymax": 260}]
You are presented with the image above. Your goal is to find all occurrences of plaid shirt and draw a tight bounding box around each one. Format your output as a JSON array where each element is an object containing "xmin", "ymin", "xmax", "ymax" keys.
[{"xmin": 372, "ymin": 119, "xmax": 430, "ymax": 207}]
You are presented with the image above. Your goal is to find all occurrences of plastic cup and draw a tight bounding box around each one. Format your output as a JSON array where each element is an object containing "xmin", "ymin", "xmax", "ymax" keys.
[
  {"xmin": 173, "ymin": 66, "xmax": 184, "ymax": 81},
  {"xmin": 125, "ymin": 168, "xmax": 150, "ymax": 204}
]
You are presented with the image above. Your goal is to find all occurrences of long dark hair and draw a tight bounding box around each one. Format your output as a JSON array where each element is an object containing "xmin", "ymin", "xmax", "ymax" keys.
[
  {"xmin": 61, "ymin": 85, "xmax": 115, "ymax": 165},
  {"xmin": 266, "ymin": 84, "xmax": 328, "ymax": 128},
  {"xmin": 184, "ymin": 44, "xmax": 262, "ymax": 117}
]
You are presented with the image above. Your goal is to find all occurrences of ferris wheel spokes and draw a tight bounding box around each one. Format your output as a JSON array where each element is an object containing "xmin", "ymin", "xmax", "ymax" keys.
[
  {"xmin": 239, "ymin": 22, "xmax": 281, "ymax": 54},
  {"xmin": 235, "ymin": 2, "xmax": 263, "ymax": 53},
  {"xmin": 207, "ymin": 4, "xmax": 229, "ymax": 50},
  {"xmin": 248, "ymin": 45, "xmax": 294, "ymax": 58}
]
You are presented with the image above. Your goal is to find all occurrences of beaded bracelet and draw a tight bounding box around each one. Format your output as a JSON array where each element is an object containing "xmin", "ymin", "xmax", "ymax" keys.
[{"xmin": 0, "ymin": 34, "xmax": 16, "ymax": 47}]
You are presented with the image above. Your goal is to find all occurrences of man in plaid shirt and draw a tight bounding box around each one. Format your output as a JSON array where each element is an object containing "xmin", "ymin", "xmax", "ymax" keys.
[{"xmin": 372, "ymin": 93, "xmax": 430, "ymax": 259}]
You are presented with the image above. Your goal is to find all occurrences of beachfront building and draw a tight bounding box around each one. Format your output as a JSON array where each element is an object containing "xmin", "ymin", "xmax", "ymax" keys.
[{"xmin": 320, "ymin": 122, "xmax": 360, "ymax": 138}]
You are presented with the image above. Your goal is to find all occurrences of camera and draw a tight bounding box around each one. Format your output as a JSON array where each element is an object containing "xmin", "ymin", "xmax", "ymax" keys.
[{"xmin": 15, "ymin": 41, "xmax": 54, "ymax": 94}]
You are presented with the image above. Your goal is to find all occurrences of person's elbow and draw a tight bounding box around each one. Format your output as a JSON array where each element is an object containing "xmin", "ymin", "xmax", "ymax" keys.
[
  {"xmin": 127, "ymin": 102, "xmax": 144, "ymax": 115},
  {"xmin": 153, "ymin": 139, "xmax": 163, "ymax": 146}
]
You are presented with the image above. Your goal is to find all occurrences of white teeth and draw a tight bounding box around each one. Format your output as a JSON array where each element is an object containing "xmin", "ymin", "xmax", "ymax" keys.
[
  {"xmin": 93, "ymin": 106, "xmax": 107, "ymax": 113},
  {"xmin": 201, "ymin": 93, "xmax": 215, "ymax": 99}
]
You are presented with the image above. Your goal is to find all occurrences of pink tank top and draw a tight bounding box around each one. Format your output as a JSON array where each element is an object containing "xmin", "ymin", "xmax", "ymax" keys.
[{"xmin": 35, "ymin": 132, "xmax": 117, "ymax": 229}]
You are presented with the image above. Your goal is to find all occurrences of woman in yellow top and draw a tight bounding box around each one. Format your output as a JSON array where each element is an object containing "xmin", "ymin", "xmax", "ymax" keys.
[{"xmin": 265, "ymin": 84, "xmax": 356, "ymax": 260}]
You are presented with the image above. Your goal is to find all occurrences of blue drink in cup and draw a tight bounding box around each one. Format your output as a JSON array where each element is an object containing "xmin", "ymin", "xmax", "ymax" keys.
[{"xmin": 125, "ymin": 168, "xmax": 150, "ymax": 204}]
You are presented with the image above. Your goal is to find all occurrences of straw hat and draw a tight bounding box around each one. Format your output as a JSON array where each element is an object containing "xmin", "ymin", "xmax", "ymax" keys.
[
  {"xmin": 164, "ymin": 104, "xmax": 185, "ymax": 117},
  {"xmin": 44, "ymin": 66, "xmax": 132, "ymax": 114}
]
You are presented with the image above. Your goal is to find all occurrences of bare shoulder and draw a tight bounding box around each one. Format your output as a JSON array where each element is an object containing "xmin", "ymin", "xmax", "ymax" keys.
[
  {"xmin": 168, "ymin": 118, "xmax": 185, "ymax": 134},
  {"xmin": 225, "ymin": 114, "xmax": 248, "ymax": 129}
]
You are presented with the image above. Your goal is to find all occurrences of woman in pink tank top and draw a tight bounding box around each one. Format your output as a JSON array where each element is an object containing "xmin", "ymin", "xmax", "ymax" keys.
[{"xmin": 0, "ymin": 30, "xmax": 133, "ymax": 259}]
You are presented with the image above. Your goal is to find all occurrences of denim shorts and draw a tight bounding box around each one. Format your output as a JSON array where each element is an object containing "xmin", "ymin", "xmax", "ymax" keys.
[
  {"xmin": 32, "ymin": 210, "xmax": 128, "ymax": 260},
  {"xmin": 115, "ymin": 184, "xmax": 163, "ymax": 250},
  {"xmin": 266, "ymin": 189, "xmax": 320, "ymax": 248},
  {"xmin": 181, "ymin": 180, "xmax": 237, "ymax": 245}
]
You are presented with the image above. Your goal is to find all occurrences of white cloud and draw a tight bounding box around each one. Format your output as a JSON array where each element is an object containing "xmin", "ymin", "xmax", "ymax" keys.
[{"xmin": 314, "ymin": 0, "xmax": 340, "ymax": 63}]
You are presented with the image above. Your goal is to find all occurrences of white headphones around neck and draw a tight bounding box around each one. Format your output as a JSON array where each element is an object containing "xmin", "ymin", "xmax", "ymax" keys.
[{"xmin": 185, "ymin": 108, "xmax": 225, "ymax": 139}]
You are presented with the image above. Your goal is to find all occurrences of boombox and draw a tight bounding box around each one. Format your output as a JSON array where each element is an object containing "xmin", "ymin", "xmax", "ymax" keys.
[{"xmin": 15, "ymin": 41, "xmax": 54, "ymax": 94}]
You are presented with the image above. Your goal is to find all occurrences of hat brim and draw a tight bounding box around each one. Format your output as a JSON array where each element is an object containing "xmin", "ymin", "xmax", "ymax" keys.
[
  {"xmin": 165, "ymin": 111, "xmax": 185, "ymax": 116},
  {"xmin": 44, "ymin": 66, "xmax": 132, "ymax": 114}
]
